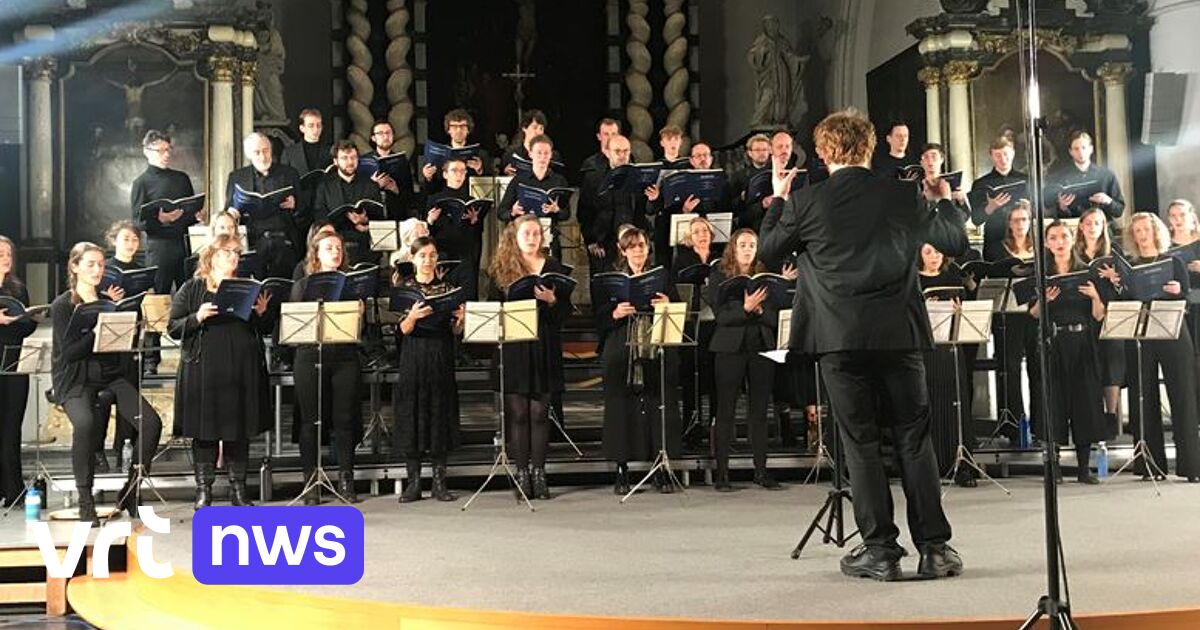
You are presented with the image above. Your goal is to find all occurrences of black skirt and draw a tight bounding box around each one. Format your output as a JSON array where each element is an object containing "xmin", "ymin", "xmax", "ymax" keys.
[
  {"xmin": 497, "ymin": 326, "xmax": 565, "ymax": 394},
  {"xmin": 173, "ymin": 316, "xmax": 271, "ymax": 441},
  {"xmin": 393, "ymin": 332, "xmax": 460, "ymax": 458}
]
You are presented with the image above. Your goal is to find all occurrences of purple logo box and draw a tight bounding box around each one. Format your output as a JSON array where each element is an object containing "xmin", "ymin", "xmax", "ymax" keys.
[{"xmin": 192, "ymin": 506, "xmax": 364, "ymax": 585}]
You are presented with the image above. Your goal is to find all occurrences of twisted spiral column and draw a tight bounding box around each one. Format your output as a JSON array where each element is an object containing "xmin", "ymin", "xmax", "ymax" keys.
[
  {"xmin": 625, "ymin": 0, "xmax": 653, "ymax": 163},
  {"xmin": 345, "ymin": 0, "xmax": 374, "ymax": 153},
  {"xmin": 384, "ymin": 0, "xmax": 415, "ymax": 156},
  {"xmin": 662, "ymin": 0, "xmax": 690, "ymax": 146}
]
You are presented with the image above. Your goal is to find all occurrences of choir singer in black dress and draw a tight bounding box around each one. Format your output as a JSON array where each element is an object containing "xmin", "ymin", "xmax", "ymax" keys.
[
  {"xmin": 51, "ymin": 243, "xmax": 163, "ymax": 525},
  {"xmin": 707, "ymin": 228, "xmax": 781, "ymax": 491},
  {"xmin": 0, "ymin": 237, "xmax": 36, "ymax": 506},
  {"xmin": 394, "ymin": 237, "xmax": 465, "ymax": 503},
  {"xmin": 487, "ymin": 215, "xmax": 572, "ymax": 500},
  {"xmin": 672, "ymin": 217, "xmax": 719, "ymax": 447},
  {"xmin": 758, "ymin": 109, "xmax": 967, "ymax": 581},
  {"xmin": 426, "ymin": 158, "xmax": 486, "ymax": 301},
  {"xmin": 598, "ymin": 227, "xmax": 681, "ymax": 495},
  {"xmin": 169, "ymin": 234, "xmax": 272, "ymax": 509},
  {"xmin": 291, "ymin": 231, "xmax": 364, "ymax": 503}
]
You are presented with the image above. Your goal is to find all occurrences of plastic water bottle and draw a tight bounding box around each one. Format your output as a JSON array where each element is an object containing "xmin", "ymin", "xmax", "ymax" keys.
[
  {"xmin": 1018, "ymin": 416, "xmax": 1031, "ymax": 450},
  {"xmin": 25, "ymin": 488, "xmax": 40, "ymax": 522},
  {"xmin": 1097, "ymin": 442, "xmax": 1109, "ymax": 479},
  {"xmin": 259, "ymin": 458, "xmax": 273, "ymax": 503},
  {"xmin": 121, "ymin": 439, "xmax": 134, "ymax": 473}
]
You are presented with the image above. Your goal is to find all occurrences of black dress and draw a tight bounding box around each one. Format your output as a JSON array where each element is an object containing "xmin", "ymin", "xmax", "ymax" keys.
[
  {"xmin": 599, "ymin": 265, "xmax": 682, "ymax": 462},
  {"xmin": 489, "ymin": 257, "xmax": 572, "ymax": 395},
  {"xmin": 1076, "ymin": 248, "xmax": 1126, "ymax": 388},
  {"xmin": 672, "ymin": 247, "xmax": 717, "ymax": 427},
  {"xmin": 918, "ymin": 270, "xmax": 974, "ymax": 476},
  {"xmin": 392, "ymin": 277, "xmax": 461, "ymax": 459},
  {"xmin": 1039, "ymin": 285, "xmax": 1105, "ymax": 447},
  {"xmin": 168, "ymin": 278, "xmax": 272, "ymax": 441}
]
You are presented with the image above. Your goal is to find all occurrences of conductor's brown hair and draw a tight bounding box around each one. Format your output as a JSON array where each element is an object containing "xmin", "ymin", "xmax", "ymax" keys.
[{"xmin": 813, "ymin": 109, "xmax": 876, "ymax": 167}]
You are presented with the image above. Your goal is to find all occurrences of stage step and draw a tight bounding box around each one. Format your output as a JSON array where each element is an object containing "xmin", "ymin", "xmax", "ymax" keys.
[{"xmin": 0, "ymin": 519, "xmax": 127, "ymax": 616}]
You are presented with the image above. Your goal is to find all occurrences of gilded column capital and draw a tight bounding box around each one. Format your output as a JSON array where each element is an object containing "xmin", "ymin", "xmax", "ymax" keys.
[
  {"xmin": 239, "ymin": 60, "xmax": 257, "ymax": 85},
  {"xmin": 206, "ymin": 55, "xmax": 237, "ymax": 82},
  {"xmin": 942, "ymin": 60, "xmax": 979, "ymax": 85},
  {"xmin": 918, "ymin": 66, "xmax": 943, "ymax": 88},
  {"xmin": 24, "ymin": 58, "xmax": 58, "ymax": 81},
  {"xmin": 1097, "ymin": 61, "xmax": 1134, "ymax": 87}
]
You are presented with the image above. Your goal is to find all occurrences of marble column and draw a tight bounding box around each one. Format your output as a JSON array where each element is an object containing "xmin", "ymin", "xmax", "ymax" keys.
[
  {"xmin": 918, "ymin": 66, "xmax": 943, "ymax": 145},
  {"xmin": 943, "ymin": 60, "xmax": 979, "ymax": 185},
  {"xmin": 239, "ymin": 60, "xmax": 256, "ymax": 166},
  {"xmin": 1098, "ymin": 61, "xmax": 1135, "ymax": 221},
  {"xmin": 208, "ymin": 55, "xmax": 237, "ymax": 211},
  {"xmin": 26, "ymin": 58, "xmax": 56, "ymax": 241}
]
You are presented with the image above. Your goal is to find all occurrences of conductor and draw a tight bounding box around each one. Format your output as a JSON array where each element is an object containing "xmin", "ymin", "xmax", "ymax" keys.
[{"xmin": 758, "ymin": 109, "xmax": 968, "ymax": 581}]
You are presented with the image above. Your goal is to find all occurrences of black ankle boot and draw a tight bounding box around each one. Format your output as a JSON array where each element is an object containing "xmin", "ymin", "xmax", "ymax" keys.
[
  {"xmin": 714, "ymin": 465, "xmax": 734, "ymax": 492},
  {"xmin": 531, "ymin": 466, "xmax": 551, "ymax": 500},
  {"xmin": 753, "ymin": 468, "xmax": 782, "ymax": 490},
  {"xmin": 301, "ymin": 467, "xmax": 319, "ymax": 505},
  {"xmin": 399, "ymin": 460, "xmax": 422, "ymax": 503},
  {"xmin": 514, "ymin": 466, "xmax": 532, "ymax": 500},
  {"xmin": 338, "ymin": 470, "xmax": 360, "ymax": 503},
  {"xmin": 432, "ymin": 463, "xmax": 456, "ymax": 502},
  {"xmin": 614, "ymin": 463, "xmax": 630, "ymax": 495},
  {"xmin": 228, "ymin": 461, "xmax": 254, "ymax": 506},
  {"xmin": 117, "ymin": 466, "xmax": 141, "ymax": 518},
  {"xmin": 194, "ymin": 462, "xmax": 216, "ymax": 510},
  {"xmin": 76, "ymin": 488, "xmax": 100, "ymax": 527}
]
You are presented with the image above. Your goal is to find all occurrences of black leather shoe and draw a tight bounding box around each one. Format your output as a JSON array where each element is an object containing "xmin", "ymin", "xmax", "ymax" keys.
[
  {"xmin": 1076, "ymin": 473, "xmax": 1100, "ymax": 485},
  {"xmin": 753, "ymin": 469, "xmax": 782, "ymax": 490},
  {"xmin": 954, "ymin": 470, "xmax": 978, "ymax": 488},
  {"xmin": 917, "ymin": 543, "xmax": 963, "ymax": 579},
  {"xmin": 840, "ymin": 544, "xmax": 904, "ymax": 581},
  {"xmin": 613, "ymin": 467, "xmax": 630, "ymax": 495},
  {"xmin": 714, "ymin": 468, "xmax": 735, "ymax": 492}
]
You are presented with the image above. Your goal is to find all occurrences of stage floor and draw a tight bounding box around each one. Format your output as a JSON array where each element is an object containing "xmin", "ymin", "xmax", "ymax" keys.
[{"xmin": 144, "ymin": 475, "xmax": 1200, "ymax": 623}]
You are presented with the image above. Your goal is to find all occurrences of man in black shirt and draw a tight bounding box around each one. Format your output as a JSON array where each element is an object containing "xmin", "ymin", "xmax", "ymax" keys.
[
  {"xmin": 280, "ymin": 108, "xmax": 331, "ymax": 239},
  {"xmin": 579, "ymin": 134, "xmax": 652, "ymax": 273},
  {"xmin": 968, "ymin": 136, "xmax": 1029, "ymax": 256},
  {"xmin": 729, "ymin": 133, "xmax": 771, "ymax": 231},
  {"xmin": 226, "ymin": 132, "xmax": 302, "ymax": 279},
  {"xmin": 759, "ymin": 110, "xmax": 966, "ymax": 582},
  {"xmin": 579, "ymin": 118, "xmax": 621, "ymax": 184},
  {"xmin": 1045, "ymin": 130, "xmax": 1125, "ymax": 219},
  {"xmin": 129, "ymin": 129, "xmax": 199, "ymax": 373},
  {"xmin": 315, "ymin": 140, "xmax": 381, "ymax": 267},
  {"xmin": 870, "ymin": 121, "xmax": 918, "ymax": 176},
  {"xmin": 364, "ymin": 119, "xmax": 414, "ymax": 220}
]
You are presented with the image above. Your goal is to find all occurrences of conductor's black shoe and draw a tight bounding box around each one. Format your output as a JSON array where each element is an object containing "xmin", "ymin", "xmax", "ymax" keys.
[
  {"xmin": 917, "ymin": 543, "xmax": 963, "ymax": 579},
  {"xmin": 1076, "ymin": 473, "xmax": 1100, "ymax": 485},
  {"xmin": 840, "ymin": 544, "xmax": 904, "ymax": 582},
  {"xmin": 753, "ymin": 469, "xmax": 782, "ymax": 490}
]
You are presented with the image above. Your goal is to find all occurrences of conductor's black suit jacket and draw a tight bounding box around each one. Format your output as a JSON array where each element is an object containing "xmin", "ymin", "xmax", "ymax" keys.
[{"xmin": 757, "ymin": 166, "xmax": 969, "ymax": 355}]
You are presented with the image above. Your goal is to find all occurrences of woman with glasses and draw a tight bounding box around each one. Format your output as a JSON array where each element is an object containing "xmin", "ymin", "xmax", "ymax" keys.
[{"xmin": 169, "ymin": 234, "xmax": 273, "ymax": 509}]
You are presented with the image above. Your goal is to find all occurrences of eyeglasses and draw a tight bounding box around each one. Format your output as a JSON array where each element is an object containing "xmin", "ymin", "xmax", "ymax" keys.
[
  {"xmin": 447, "ymin": 122, "xmax": 470, "ymax": 129},
  {"xmin": 445, "ymin": 167, "xmax": 467, "ymax": 174},
  {"xmin": 216, "ymin": 248, "xmax": 241, "ymax": 258},
  {"xmin": 372, "ymin": 129, "xmax": 392, "ymax": 137}
]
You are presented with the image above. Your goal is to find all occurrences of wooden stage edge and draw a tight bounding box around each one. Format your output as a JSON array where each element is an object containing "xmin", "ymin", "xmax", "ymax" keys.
[{"xmin": 65, "ymin": 532, "xmax": 1200, "ymax": 630}]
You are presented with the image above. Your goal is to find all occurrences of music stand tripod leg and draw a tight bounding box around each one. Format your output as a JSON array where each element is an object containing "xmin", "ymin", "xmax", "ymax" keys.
[
  {"xmin": 621, "ymin": 347, "xmax": 687, "ymax": 503},
  {"xmin": 944, "ymin": 343, "xmax": 1010, "ymax": 496},
  {"xmin": 462, "ymin": 341, "xmax": 534, "ymax": 512},
  {"xmin": 289, "ymin": 340, "xmax": 350, "ymax": 506},
  {"xmin": 548, "ymin": 405, "xmax": 583, "ymax": 458}
]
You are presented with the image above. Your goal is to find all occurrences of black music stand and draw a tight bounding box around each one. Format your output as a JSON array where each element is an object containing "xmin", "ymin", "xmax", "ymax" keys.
[
  {"xmin": 1, "ymin": 342, "xmax": 53, "ymax": 517},
  {"xmin": 1101, "ymin": 300, "xmax": 1186, "ymax": 495},
  {"xmin": 461, "ymin": 299, "xmax": 539, "ymax": 511},
  {"xmin": 929, "ymin": 300, "xmax": 1010, "ymax": 496},
  {"xmin": 976, "ymin": 277, "xmax": 1026, "ymax": 447},
  {"xmin": 359, "ymin": 297, "xmax": 395, "ymax": 454},
  {"xmin": 675, "ymin": 283, "xmax": 712, "ymax": 449},
  {"xmin": 621, "ymin": 302, "xmax": 694, "ymax": 503},
  {"xmin": 790, "ymin": 398, "xmax": 858, "ymax": 559},
  {"xmin": 281, "ymin": 300, "xmax": 361, "ymax": 505}
]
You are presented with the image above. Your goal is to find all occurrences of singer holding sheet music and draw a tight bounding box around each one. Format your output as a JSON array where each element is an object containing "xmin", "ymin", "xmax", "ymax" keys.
[
  {"xmin": 0, "ymin": 237, "xmax": 36, "ymax": 506},
  {"xmin": 1029, "ymin": 222, "xmax": 1107, "ymax": 483},
  {"xmin": 487, "ymin": 216, "xmax": 573, "ymax": 500},
  {"xmin": 1165, "ymin": 199, "xmax": 1200, "ymax": 359},
  {"xmin": 1120, "ymin": 213, "xmax": 1200, "ymax": 482},
  {"xmin": 579, "ymin": 135, "xmax": 653, "ymax": 274},
  {"xmin": 1073, "ymin": 208, "xmax": 1125, "ymax": 433},
  {"xmin": 131, "ymin": 130, "xmax": 197, "ymax": 375},
  {"xmin": 364, "ymin": 120, "xmax": 414, "ymax": 219},
  {"xmin": 168, "ymin": 234, "xmax": 272, "ymax": 509},
  {"xmin": 968, "ymin": 137, "xmax": 1028, "ymax": 257},
  {"xmin": 707, "ymin": 229, "xmax": 782, "ymax": 492},
  {"xmin": 497, "ymin": 134, "xmax": 570, "ymax": 258},
  {"xmin": 279, "ymin": 108, "xmax": 332, "ymax": 239},
  {"xmin": 51, "ymin": 243, "xmax": 163, "ymax": 526},
  {"xmin": 673, "ymin": 217, "xmax": 720, "ymax": 447},
  {"xmin": 290, "ymin": 231, "xmax": 363, "ymax": 503},
  {"xmin": 394, "ymin": 237, "xmax": 465, "ymax": 503},
  {"xmin": 427, "ymin": 158, "xmax": 486, "ymax": 301},
  {"xmin": 597, "ymin": 227, "xmax": 681, "ymax": 495},
  {"xmin": 227, "ymin": 132, "xmax": 302, "ymax": 279},
  {"xmin": 1046, "ymin": 130, "xmax": 1125, "ymax": 219},
  {"xmin": 315, "ymin": 140, "xmax": 381, "ymax": 268},
  {"xmin": 94, "ymin": 221, "xmax": 144, "ymax": 472},
  {"xmin": 420, "ymin": 109, "xmax": 491, "ymax": 195},
  {"xmin": 757, "ymin": 110, "xmax": 966, "ymax": 580}
]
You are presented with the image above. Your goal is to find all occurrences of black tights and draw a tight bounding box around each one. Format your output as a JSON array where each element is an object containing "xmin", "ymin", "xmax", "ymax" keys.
[
  {"xmin": 192, "ymin": 439, "xmax": 249, "ymax": 470},
  {"xmin": 61, "ymin": 381, "xmax": 161, "ymax": 489},
  {"xmin": 506, "ymin": 393, "xmax": 549, "ymax": 469}
]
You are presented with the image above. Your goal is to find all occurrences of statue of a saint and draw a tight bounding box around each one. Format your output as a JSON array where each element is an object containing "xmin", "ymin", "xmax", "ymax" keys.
[
  {"xmin": 747, "ymin": 15, "xmax": 809, "ymax": 129},
  {"xmin": 254, "ymin": 26, "xmax": 288, "ymax": 125}
]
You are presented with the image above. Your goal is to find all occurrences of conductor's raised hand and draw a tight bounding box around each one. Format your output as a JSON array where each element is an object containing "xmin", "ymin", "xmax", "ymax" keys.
[
  {"xmin": 533, "ymin": 284, "xmax": 557, "ymax": 305},
  {"xmin": 772, "ymin": 168, "xmax": 799, "ymax": 200},
  {"xmin": 612, "ymin": 301, "xmax": 637, "ymax": 320},
  {"xmin": 743, "ymin": 286, "xmax": 768, "ymax": 313},
  {"xmin": 196, "ymin": 301, "xmax": 219, "ymax": 323},
  {"xmin": 253, "ymin": 291, "xmax": 271, "ymax": 316}
]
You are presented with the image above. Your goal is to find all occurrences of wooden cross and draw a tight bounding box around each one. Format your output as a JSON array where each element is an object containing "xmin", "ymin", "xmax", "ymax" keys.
[{"xmin": 501, "ymin": 63, "xmax": 537, "ymax": 127}]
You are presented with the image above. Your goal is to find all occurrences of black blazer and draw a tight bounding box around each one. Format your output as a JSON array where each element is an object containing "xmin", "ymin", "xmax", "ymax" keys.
[
  {"xmin": 224, "ymin": 162, "xmax": 302, "ymax": 236},
  {"xmin": 706, "ymin": 265, "xmax": 777, "ymax": 354},
  {"xmin": 758, "ymin": 166, "xmax": 968, "ymax": 354}
]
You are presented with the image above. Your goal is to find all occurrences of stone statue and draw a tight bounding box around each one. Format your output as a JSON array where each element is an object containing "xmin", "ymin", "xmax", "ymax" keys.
[
  {"xmin": 103, "ymin": 59, "xmax": 150, "ymax": 138},
  {"xmin": 254, "ymin": 26, "xmax": 288, "ymax": 125},
  {"xmin": 748, "ymin": 15, "xmax": 809, "ymax": 129}
]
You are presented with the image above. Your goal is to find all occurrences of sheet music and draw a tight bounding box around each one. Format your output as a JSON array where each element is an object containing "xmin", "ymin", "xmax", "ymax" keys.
[
  {"xmin": 976, "ymin": 278, "xmax": 1009, "ymax": 313},
  {"xmin": 708, "ymin": 213, "xmax": 734, "ymax": 243},
  {"xmin": 93, "ymin": 312, "xmax": 138, "ymax": 353},
  {"xmin": 1144, "ymin": 300, "xmax": 1187, "ymax": 340},
  {"xmin": 279, "ymin": 302, "xmax": 320, "ymax": 345},
  {"xmin": 468, "ymin": 176, "xmax": 514, "ymax": 202},
  {"xmin": 669, "ymin": 213, "xmax": 699, "ymax": 247},
  {"xmin": 776, "ymin": 308, "xmax": 792, "ymax": 350},
  {"xmin": 320, "ymin": 301, "xmax": 362, "ymax": 344},
  {"xmin": 4, "ymin": 340, "xmax": 51, "ymax": 374},
  {"xmin": 651, "ymin": 302, "xmax": 687, "ymax": 345},
  {"xmin": 502, "ymin": 299, "xmax": 539, "ymax": 342},
  {"xmin": 957, "ymin": 300, "xmax": 994, "ymax": 343},
  {"xmin": 140, "ymin": 295, "xmax": 172, "ymax": 335},
  {"xmin": 1100, "ymin": 301, "xmax": 1142, "ymax": 340},
  {"xmin": 369, "ymin": 221, "xmax": 399, "ymax": 251},
  {"xmin": 463, "ymin": 301, "xmax": 502, "ymax": 343},
  {"xmin": 926, "ymin": 301, "xmax": 956, "ymax": 344},
  {"xmin": 539, "ymin": 217, "xmax": 554, "ymax": 245}
]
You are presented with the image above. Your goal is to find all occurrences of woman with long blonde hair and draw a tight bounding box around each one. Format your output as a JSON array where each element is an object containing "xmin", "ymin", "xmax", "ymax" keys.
[
  {"xmin": 169, "ymin": 234, "xmax": 273, "ymax": 509},
  {"xmin": 51, "ymin": 242, "xmax": 162, "ymax": 525},
  {"xmin": 486, "ymin": 215, "xmax": 572, "ymax": 499}
]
